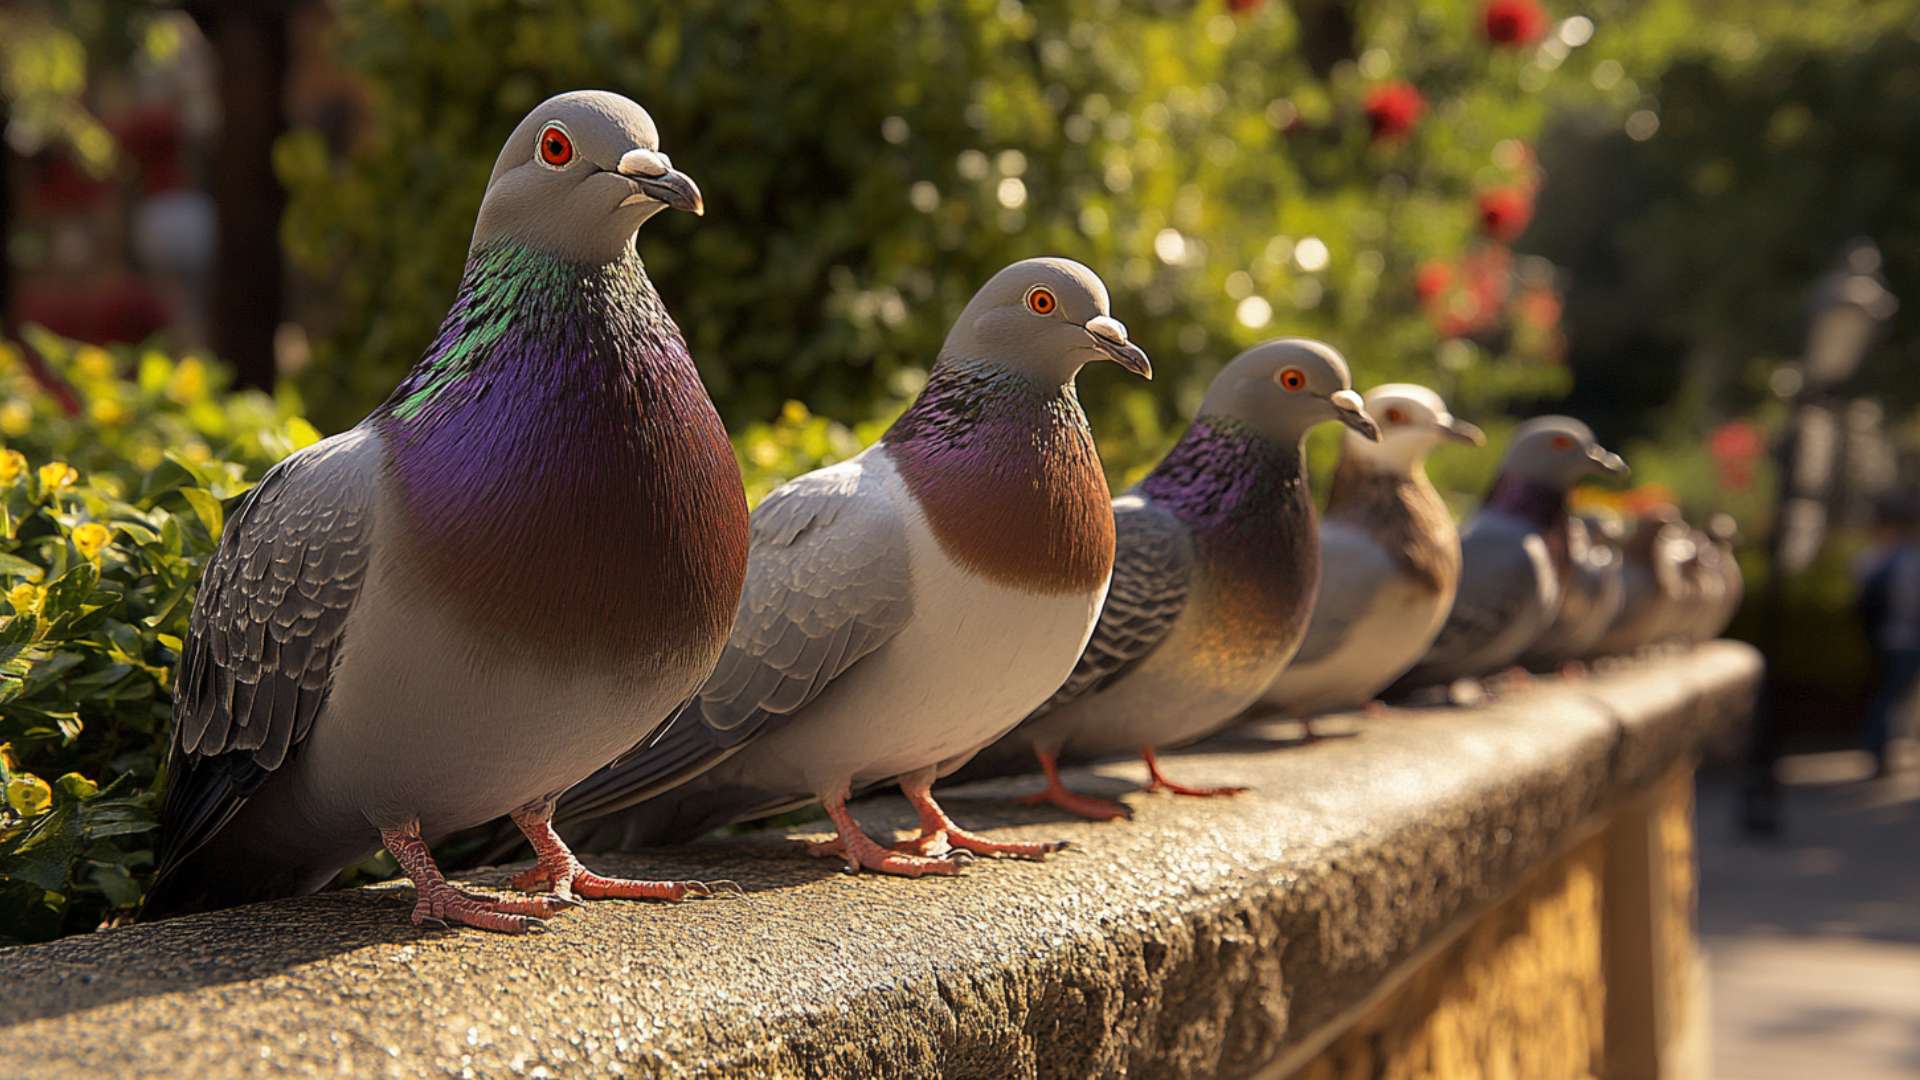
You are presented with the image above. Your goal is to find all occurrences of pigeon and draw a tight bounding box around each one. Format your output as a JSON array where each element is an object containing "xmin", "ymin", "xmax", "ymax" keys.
[
  {"xmin": 960, "ymin": 339, "xmax": 1380, "ymax": 820},
  {"xmin": 1591, "ymin": 508, "xmax": 1692, "ymax": 656},
  {"xmin": 1696, "ymin": 513, "xmax": 1745, "ymax": 640},
  {"xmin": 1519, "ymin": 513, "xmax": 1627, "ymax": 672},
  {"xmin": 1254, "ymin": 383, "xmax": 1482, "ymax": 721},
  {"xmin": 550, "ymin": 258, "xmax": 1152, "ymax": 875},
  {"xmin": 141, "ymin": 91, "xmax": 749, "ymax": 933},
  {"xmin": 1391, "ymin": 416, "xmax": 1627, "ymax": 692}
]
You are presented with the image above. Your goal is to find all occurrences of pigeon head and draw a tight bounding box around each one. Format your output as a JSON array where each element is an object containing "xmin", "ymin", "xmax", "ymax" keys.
[
  {"xmin": 1499, "ymin": 415, "xmax": 1629, "ymax": 488},
  {"xmin": 471, "ymin": 90, "xmax": 703, "ymax": 264},
  {"xmin": 941, "ymin": 258, "xmax": 1152, "ymax": 384},
  {"xmin": 1351, "ymin": 382, "xmax": 1484, "ymax": 468},
  {"xmin": 1198, "ymin": 338, "xmax": 1379, "ymax": 445}
]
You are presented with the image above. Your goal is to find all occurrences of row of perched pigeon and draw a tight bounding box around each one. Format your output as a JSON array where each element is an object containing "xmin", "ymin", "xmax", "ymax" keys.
[{"xmin": 134, "ymin": 92, "xmax": 1737, "ymax": 935}]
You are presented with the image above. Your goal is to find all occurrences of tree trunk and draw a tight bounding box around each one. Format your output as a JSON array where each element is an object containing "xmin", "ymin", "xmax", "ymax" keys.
[{"xmin": 190, "ymin": 1, "xmax": 290, "ymax": 390}]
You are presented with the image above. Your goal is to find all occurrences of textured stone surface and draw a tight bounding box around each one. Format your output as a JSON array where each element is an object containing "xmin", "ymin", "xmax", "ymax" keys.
[
  {"xmin": 0, "ymin": 643, "xmax": 1759, "ymax": 1078},
  {"xmin": 1291, "ymin": 835, "xmax": 1608, "ymax": 1080}
]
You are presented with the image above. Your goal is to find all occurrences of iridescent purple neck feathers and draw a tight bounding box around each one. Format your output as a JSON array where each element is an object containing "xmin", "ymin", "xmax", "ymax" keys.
[
  {"xmin": 1138, "ymin": 416, "xmax": 1309, "ymax": 535},
  {"xmin": 1139, "ymin": 415, "xmax": 1318, "ymax": 643},
  {"xmin": 883, "ymin": 359, "xmax": 1115, "ymax": 595},
  {"xmin": 1485, "ymin": 471, "xmax": 1571, "ymax": 532},
  {"xmin": 372, "ymin": 243, "xmax": 749, "ymax": 665}
]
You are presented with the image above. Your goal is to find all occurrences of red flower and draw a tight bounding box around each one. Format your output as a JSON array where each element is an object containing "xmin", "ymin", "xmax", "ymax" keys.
[
  {"xmin": 1227, "ymin": 0, "xmax": 1264, "ymax": 12},
  {"xmin": 1515, "ymin": 287, "xmax": 1562, "ymax": 329},
  {"xmin": 1415, "ymin": 261, "xmax": 1454, "ymax": 302},
  {"xmin": 1483, "ymin": 0, "xmax": 1548, "ymax": 46},
  {"xmin": 1709, "ymin": 420, "xmax": 1764, "ymax": 490},
  {"xmin": 1364, "ymin": 82, "xmax": 1425, "ymax": 142},
  {"xmin": 1477, "ymin": 187, "xmax": 1534, "ymax": 241}
]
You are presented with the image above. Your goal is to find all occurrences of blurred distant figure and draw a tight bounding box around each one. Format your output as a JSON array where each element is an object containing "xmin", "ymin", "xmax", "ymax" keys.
[{"xmin": 1855, "ymin": 490, "xmax": 1920, "ymax": 777}]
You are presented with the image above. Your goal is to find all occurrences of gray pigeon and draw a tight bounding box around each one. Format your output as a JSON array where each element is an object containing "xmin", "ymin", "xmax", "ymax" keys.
[
  {"xmin": 1695, "ymin": 513, "xmax": 1745, "ymax": 640},
  {"xmin": 552, "ymin": 258, "xmax": 1152, "ymax": 874},
  {"xmin": 1392, "ymin": 416, "xmax": 1627, "ymax": 692},
  {"xmin": 141, "ymin": 92, "xmax": 747, "ymax": 934},
  {"xmin": 1519, "ymin": 513, "xmax": 1627, "ymax": 671},
  {"xmin": 1591, "ymin": 509, "xmax": 1692, "ymax": 656},
  {"xmin": 1255, "ymin": 383, "xmax": 1482, "ymax": 720},
  {"xmin": 960, "ymin": 339, "xmax": 1379, "ymax": 820}
]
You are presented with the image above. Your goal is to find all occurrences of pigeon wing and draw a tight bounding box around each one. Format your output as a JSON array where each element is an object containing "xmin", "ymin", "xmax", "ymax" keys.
[
  {"xmin": 1027, "ymin": 494, "xmax": 1192, "ymax": 718},
  {"xmin": 556, "ymin": 455, "xmax": 913, "ymax": 824},
  {"xmin": 153, "ymin": 429, "xmax": 377, "ymax": 881},
  {"xmin": 1417, "ymin": 518, "xmax": 1548, "ymax": 676},
  {"xmin": 1287, "ymin": 520, "xmax": 1393, "ymax": 668}
]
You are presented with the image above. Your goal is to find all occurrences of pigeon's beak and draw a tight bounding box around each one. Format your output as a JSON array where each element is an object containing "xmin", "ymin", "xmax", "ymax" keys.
[
  {"xmin": 1083, "ymin": 316, "xmax": 1152, "ymax": 380},
  {"xmin": 1587, "ymin": 446, "xmax": 1629, "ymax": 477},
  {"xmin": 617, "ymin": 148, "xmax": 705, "ymax": 216},
  {"xmin": 1439, "ymin": 415, "xmax": 1487, "ymax": 446},
  {"xmin": 1330, "ymin": 389, "xmax": 1381, "ymax": 442}
]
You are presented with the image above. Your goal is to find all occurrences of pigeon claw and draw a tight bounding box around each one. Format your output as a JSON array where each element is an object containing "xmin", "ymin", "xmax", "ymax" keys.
[
  {"xmin": 1140, "ymin": 747, "xmax": 1247, "ymax": 799},
  {"xmin": 1016, "ymin": 786, "xmax": 1132, "ymax": 822},
  {"xmin": 805, "ymin": 832, "xmax": 963, "ymax": 878},
  {"xmin": 408, "ymin": 880, "xmax": 551, "ymax": 935},
  {"xmin": 892, "ymin": 826, "xmax": 1067, "ymax": 862}
]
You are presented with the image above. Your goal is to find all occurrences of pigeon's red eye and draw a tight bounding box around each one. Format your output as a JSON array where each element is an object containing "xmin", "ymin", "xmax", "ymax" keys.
[
  {"xmin": 1551, "ymin": 434, "xmax": 1575, "ymax": 451},
  {"xmin": 538, "ymin": 125, "xmax": 573, "ymax": 168},
  {"xmin": 1384, "ymin": 407, "xmax": 1407, "ymax": 424},
  {"xmin": 1025, "ymin": 286, "xmax": 1057, "ymax": 315},
  {"xmin": 1278, "ymin": 367, "xmax": 1307, "ymax": 391}
]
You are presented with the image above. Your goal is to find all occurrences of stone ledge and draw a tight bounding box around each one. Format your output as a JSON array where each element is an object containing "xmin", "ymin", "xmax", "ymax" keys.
[{"xmin": 0, "ymin": 642, "xmax": 1761, "ymax": 1078}]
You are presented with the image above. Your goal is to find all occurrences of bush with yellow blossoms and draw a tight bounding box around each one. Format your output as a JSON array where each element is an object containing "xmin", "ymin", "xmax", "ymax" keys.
[{"xmin": 0, "ymin": 335, "xmax": 317, "ymax": 944}]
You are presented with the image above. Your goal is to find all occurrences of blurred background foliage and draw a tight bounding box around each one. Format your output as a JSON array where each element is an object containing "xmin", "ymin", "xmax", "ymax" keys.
[{"xmin": 2, "ymin": 0, "xmax": 1917, "ymax": 940}]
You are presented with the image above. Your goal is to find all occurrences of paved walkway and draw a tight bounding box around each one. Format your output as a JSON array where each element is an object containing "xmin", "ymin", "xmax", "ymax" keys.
[{"xmin": 1697, "ymin": 749, "xmax": 1920, "ymax": 1079}]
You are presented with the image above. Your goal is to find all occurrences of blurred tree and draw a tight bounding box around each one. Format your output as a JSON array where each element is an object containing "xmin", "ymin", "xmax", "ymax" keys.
[
  {"xmin": 280, "ymin": 0, "xmax": 1610, "ymax": 484},
  {"xmin": 1528, "ymin": 5, "xmax": 1920, "ymax": 443}
]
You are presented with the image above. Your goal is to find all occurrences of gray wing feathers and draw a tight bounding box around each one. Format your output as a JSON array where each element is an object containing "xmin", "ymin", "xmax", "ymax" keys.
[
  {"xmin": 694, "ymin": 460, "xmax": 914, "ymax": 739},
  {"xmin": 1287, "ymin": 524, "xmax": 1390, "ymax": 668},
  {"xmin": 550, "ymin": 459, "xmax": 913, "ymax": 836},
  {"xmin": 1419, "ymin": 519, "xmax": 1548, "ymax": 674},
  {"xmin": 175, "ymin": 430, "xmax": 375, "ymax": 771},
  {"xmin": 1030, "ymin": 496, "xmax": 1191, "ymax": 716}
]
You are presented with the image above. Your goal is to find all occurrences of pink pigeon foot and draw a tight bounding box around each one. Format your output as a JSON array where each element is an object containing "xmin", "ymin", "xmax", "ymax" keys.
[
  {"xmin": 1014, "ymin": 750, "xmax": 1131, "ymax": 821},
  {"xmin": 383, "ymin": 823, "xmax": 559, "ymax": 934},
  {"xmin": 1141, "ymin": 747, "xmax": 1246, "ymax": 798},
  {"xmin": 892, "ymin": 773, "xmax": 1066, "ymax": 860},
  {"xmin": 510, "ymin": 803, "xmax": 738, "ymax": 902},
  {"xmin": 1363, "ymin": 700, "xmax": 1391, "ymax": 718},
  {"xmin": 805, "ymin": 794, "xmax": 962, "ymax": 877},
  {"xmin": 1559, "ymin": 660, "xmax": 1588, "ymax": 680}
]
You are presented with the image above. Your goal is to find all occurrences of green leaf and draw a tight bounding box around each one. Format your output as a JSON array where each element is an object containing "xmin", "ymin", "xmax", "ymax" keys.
[
  {"xmin": 0, "ymin": 553, "xmax": 43, "ymax": 580},
  {"xmin": 0, "ymin": 803, "xmax": 79, "ymax": 893},
  {"xmin": 179, "ymin": 488, "xmax": 224, "ymax": 539},
  {"xmin": 40, "ymin": 561, "xmax": 99, "ymax": 618}
]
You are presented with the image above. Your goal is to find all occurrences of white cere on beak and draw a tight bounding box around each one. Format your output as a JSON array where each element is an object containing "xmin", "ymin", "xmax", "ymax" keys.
[
  {"xmin": 1331, "ymin": 389, "xmax": 1366, "ymax": 413},
  {"xmin": 618, "ymin": 148, "xmax": 672, "ymax": 178},
  {"xmin": 1085, "ymin": 315, "xmax": 1131, "ymax": 345}
]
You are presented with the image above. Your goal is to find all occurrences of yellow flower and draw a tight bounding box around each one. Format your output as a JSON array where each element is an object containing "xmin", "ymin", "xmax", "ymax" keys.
[
  {"xmin": 74, "ymin": 346, "xmax": 114, "ymax": 381},
  {"xmin": 168, "ymin": 356, "xmax": 208, "ymax": 404},
  {"xmin": 0, "ymin": 400, "xmax": 30, "ymax": 438},
  {"xmin": 7, "ymin": 583, "xmax": 41, "ymax": 614},
  {"xmin": 37, "ymin": 461, "xmax": 77, "ymax": 492},
  {"xmin": 72, "ymin": 522, "xmax": 112, "ymax": 561},
  {"xmin": 781, "ymin": 399, "xmax": 811, "ymax": 425},
  {"xmin": 89, "ymin": 395, "xmax": 127, "ymax": 427},
  {"xmin": 0, "ymin": 449, "xmax": 26, "ymax": 484},
  {"xmin": 5, "ymin": 774, "xmax": 52, "ymax": 818}
]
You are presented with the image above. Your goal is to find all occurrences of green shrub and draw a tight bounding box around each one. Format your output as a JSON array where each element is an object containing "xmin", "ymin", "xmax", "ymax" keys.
[{"xmin": 0, "ymin": 336, "xmax": 312, "ymax": 943}]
